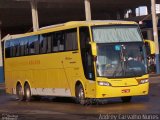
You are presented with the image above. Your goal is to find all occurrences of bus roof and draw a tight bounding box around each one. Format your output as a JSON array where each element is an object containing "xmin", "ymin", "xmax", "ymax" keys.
[{"xmin": 2, "ymin": 20, "xmax": 137, "ymax": 41}]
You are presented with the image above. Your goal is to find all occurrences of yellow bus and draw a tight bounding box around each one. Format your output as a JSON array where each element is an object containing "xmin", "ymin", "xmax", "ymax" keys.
[{"xmin": 3, "ymin": 21, "xmax": 155, "ymax": 105}]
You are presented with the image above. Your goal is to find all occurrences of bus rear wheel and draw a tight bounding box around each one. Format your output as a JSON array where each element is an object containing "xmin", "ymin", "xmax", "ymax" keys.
[
  {"xmin": 16, "ymin": 84, "xmax": 24, "ymax": 101},
  {"xmin": 76, "ymin": 84, "xmax": 87, "ymax": 105},
  {"xmin": 121, "ymin": 96, "xmax": 132, "ymax": 103},
  {"xmin": 24, "ymin": 84, "xmax": 32, "ymax": 102}
]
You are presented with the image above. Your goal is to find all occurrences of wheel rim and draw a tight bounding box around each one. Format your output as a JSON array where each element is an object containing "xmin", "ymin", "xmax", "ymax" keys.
[
  {"xmin": 79, "ymin": 88, "xmax": 84, "ymax": 100},
  {"xmin": 78, "ymin": 86, "xmax": 85, "ymax": 104},
  {"xmin": 25, "ymin": 85, "xmax": 31, "ymax": 101},
  {"xmin": 26, "ymin": 88, "xmax": 30, "ymax": 99}
]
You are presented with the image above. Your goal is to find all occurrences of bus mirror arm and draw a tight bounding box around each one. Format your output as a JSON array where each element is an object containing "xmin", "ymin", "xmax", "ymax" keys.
[
  {"xmin": 144, "ymin": 40, "xmax": 156, "ymax": 55},
  {"xmin": 89, "ymin": 42, "xmax": 97, "ymax": 56}
]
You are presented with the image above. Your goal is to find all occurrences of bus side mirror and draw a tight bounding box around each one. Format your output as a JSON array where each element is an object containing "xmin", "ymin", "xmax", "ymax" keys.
[
  {"xmin": 89, "ymin": 42, "xmax": 97, "ymax": 56},
  {"xmin": 144, "ymin": 40, "xmax": 155, "ymax": 55}
]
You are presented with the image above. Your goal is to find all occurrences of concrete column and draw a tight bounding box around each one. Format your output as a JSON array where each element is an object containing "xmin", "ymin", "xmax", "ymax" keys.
[
  {"xmin": 0, "ymin": 21, "xmax": 4, "ymax": 83},
  {"xmin": 84, "ymin": 0, "xmax": 91, "ymax": 21},
  {"xmin": 151, "ymin": 0, "xmax": 160, "ymax": 74},
  {"xmin": 0, "ymin": 21, "xmax": 1, "ymax": 39},
  {"xmin": 30, "ymin": 0, "xmax": 39, "ymax": 31}
]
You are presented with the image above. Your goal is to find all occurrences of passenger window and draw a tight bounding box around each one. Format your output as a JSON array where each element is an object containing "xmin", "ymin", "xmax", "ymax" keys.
[
  {"xmin": 40, "ymin": 34, "xmax": 52, "ymax": 54},
  {"xmin": 29, "ymin": 36, "xmax": 39, "ymax": 55},
  {"xmin": 57, "ymin": 32, "xmax": 65, "ymax": 51},
  {"xmin": 20, "ymin": 38, "xmax": 25, "ymax": 56},
  {"xmin": 47, "ymin": 34, "xmax": 52, "ymax": 53},
  {"xmin": 40, "ymin": 35, "xmax": 47, "ymax": 54},
  {"xmin": 11, "ymin": 40, "xmax": 16, "ymax": 57},
  {"xmin": 52, "ymin": 33, "xmax": 58, "ymax": 52},
  {"xmin": 5, "ymin": 41, "xmax": 11, "ymax": 58},
  {"xmin": 52, "ymin": 32, "xmax": 65, "ymax": 52},
  {"xmin": 65, "ymin": 29, "xmax": 78, "ymax": 51},
  {"xmin": 15, "ymin": 39, "xmax": 20, "ymax": 57},
  {"xmin": 24, "ymin": 38, "xmax": 29, "ymax": 56}
]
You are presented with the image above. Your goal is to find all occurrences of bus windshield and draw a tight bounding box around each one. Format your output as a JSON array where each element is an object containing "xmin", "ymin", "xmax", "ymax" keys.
[{"xmin": 92, "ymin": 25, "xmax": 148, "ymax": 78}]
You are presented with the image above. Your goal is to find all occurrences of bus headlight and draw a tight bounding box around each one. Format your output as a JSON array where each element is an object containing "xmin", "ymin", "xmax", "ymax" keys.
[
  {"xmin": 140, "ymin": 79, "xmax": 149, "ymax": 84},
  {"xmin": 98, "ymin": 81, "xmax": 111, "ymax": 86}
]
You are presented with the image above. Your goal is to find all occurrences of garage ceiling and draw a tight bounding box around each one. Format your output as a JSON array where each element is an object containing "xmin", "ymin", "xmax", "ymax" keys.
[{"xmin": 0, "ymin": 0, "xmax": 160, "ymax": 36}]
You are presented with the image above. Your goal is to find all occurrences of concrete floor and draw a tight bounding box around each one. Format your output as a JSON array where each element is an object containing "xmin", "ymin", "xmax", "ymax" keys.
[{"xmin": 0, "ymin": 76, "xmax": 160, "ymax": 120}]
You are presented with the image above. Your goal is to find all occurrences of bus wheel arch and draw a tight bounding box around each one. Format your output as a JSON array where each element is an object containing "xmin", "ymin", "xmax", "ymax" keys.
[
  {"xmin": 16, "ymin": 81, "xmax": 24, "ymax": 101},
  {"xmin": 75, "ymin": 81, "xmax": 87, "ymax": 105},
  {"xmin": 24, "ymin": 81, "xmax": 32, "ymax": 102}
]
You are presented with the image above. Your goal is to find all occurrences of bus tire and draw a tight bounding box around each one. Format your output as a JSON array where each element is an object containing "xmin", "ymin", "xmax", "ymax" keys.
[
  {"xmin": 121, "ymin": 96, "xmax": 132, "ymax": 103},
  {"xmin": 24, "ymin": 84, "xmax": 32, "ymax": 102},
  {"xmin": 76, "ymin": 84, "xmax": 87, "ymax": 105},
  {"xmin": 16, "ymin": 83, "xmax": 24, "ymax": 101}
]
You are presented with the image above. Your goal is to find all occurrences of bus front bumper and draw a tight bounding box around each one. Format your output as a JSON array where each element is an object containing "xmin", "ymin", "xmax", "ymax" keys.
[{"xmin": 96, "ymin": 83, "xmax": 149, "ymax": 98}]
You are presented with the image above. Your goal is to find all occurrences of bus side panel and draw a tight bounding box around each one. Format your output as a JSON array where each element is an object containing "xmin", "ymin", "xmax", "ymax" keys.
[
  {"xmin": 32, "ymin": 69, "xmax": 47, "ymax": 88},
  {"xmin": 47, "ymin": 69, "xmax": 69, "ymax": 88},
  {"xmin": 5, "ymin": 71, "xmax": 13, "ymax": 94},
  {"xmin": 26, "ymin": 53, "xmax": 71, "ymax": 96}
]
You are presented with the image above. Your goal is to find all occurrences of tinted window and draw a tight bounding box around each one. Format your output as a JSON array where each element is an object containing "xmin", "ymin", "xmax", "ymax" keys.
[
  {"xmin": 29, "ymin": 36, "xmax": 39, "ymax": 55},
  {"xmin": 19, "ymin": 38, "xmax": 25, "ymax": 56},
  {"xmin": 5, "ymin": 41, "xmax": 10, "ymax": 58},
  {"xmin": 24, "ymin": 37, "xmax": 29, "ymax": 56},
  {"xmin": 11, "ymin": 40, "xmax": 16, "ymax": 57},
  {"xmin": 5, "ymin": 28, "xmax": 78, "ymax": 58},
  {"xmin": 15, "ymin": 39, "xmax": 20, "ymax": 57},
  {"xmin": 40, "ymin": 34, "xmax": 52, "ymax": 54},
  {"xmin": 65, "ymin": 29, "xmax": 78, "ymax": 51}
]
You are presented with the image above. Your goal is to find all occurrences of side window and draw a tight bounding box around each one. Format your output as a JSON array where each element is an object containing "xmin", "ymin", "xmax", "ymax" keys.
[
  {"xmin": 80, "ymin": 27, "xmax": 95, "ymax": 80},
  {"xmin": 5, "ymin": 41, "xmax": 10, "ymax": 58},
  {"xmin": 57, "ymin": 32, "xmax": 65, "ymax": 51},
  {"xmin": 15, "ymin": 39, "xmax": 20, "ymax": 57},
  {"xmin": 40, "ymin": 34, "xmax": 52, "ymax": 54},
  {"xmin": 52, "ymin": 33, "xmax": 58, "ymax": 52},
  {"xmin": 24, "ymin": 38, "xmax": 29, "ymax": 56},
  {"xmin": 12, "ymin": 40, "xmax": 17, "ymax": 57},
  {"xmin": 19, "ymin": 38, "xmax": 25, "ymax": 56},
  {"xmin": 29, "ymin": 36, "xmax": 39, "ymax": 55},
  {"xmin": 10, "ymin": 41, "xmax": 14, "ymax": 57},
  {"xmin": 40, "ymin": 34, "xmax": 47, "ymax": 54},
  {"xmin": 47, "ymin": 34, "xmax": 52, "ymax": 53},
  {"xmin": 65, "ymin": 29, "xmax": 78, "ymax": 51},
  {"xmin": 52, "ymin": 32, "xmax": 65, "ymax": 52}
]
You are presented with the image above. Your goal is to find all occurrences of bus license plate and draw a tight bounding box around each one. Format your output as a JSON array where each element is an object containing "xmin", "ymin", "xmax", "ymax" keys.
[{"xmin": 122, "ymin": 89, "xmax": 130, "ymax": 93}]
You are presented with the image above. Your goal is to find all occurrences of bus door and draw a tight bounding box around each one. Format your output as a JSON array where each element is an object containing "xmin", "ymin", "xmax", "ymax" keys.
[{"xmin": 79, "ymin": 27, "xmax": 96, "ymax": 98}]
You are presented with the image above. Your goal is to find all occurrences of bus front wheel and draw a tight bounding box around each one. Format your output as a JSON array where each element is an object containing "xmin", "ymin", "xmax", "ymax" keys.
[
  {"xmin": 24, "ymin": 84, "xmax": 32, "ymax": 102},
  {"xmin": 121, "ymin": 96, "xmax": 132, "ymax": 103},
  {"xmin": 16, "ymin": 84, "xmax": 24, "ymax": 101},
  {"xmin": 76, "ymin": 84, "xmax": 87, "ymax": 105}
]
